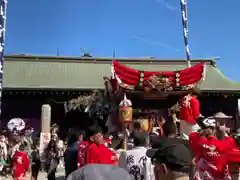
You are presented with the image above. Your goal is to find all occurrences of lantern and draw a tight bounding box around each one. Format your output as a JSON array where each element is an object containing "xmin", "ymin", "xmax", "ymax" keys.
[{"xmin": 119, "ymin": 94, "xmax": 132, "ymax": 124}]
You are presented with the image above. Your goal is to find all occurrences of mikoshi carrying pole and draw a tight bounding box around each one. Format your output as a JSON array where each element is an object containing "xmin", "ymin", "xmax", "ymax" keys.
[
  {"xmin": 180, "ymin": 0, "xmax": 191, "ymax": 67},
  {"xmin": 0, "ymin": 0, "xmax": 7, "ymax": 120}
]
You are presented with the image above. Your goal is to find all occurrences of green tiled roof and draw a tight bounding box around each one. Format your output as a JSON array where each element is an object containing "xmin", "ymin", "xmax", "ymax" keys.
[{"xmin": 3, "ymin": 55, "xmax": 240, "ymax": 91}]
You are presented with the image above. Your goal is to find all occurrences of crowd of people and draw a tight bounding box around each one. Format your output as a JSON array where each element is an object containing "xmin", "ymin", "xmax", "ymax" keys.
[
  {"xmin": 0, "ymin": 129, "xmax": 43, "ymax": 180},
  {"xmin": 49, "ymin": 116, "xmax": 240, "ymax": 180},
  {"xmin": 1, "ymin": 114, "xmax": 240, "ymax": 180}
]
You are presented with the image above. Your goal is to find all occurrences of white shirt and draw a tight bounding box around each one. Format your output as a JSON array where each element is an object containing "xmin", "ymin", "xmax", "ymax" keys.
[
  {"xmin": 58, "ymin": 140, "xmax": 64, "ymax": 149},
  {"xmin": 119, "ymin": 146, "xmax": 155, "ymax": 180}
]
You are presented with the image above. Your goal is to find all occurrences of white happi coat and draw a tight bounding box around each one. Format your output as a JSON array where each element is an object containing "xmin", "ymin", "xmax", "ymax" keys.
[{"xmin": 119, "ymin": 146, "xmax": 155, "ymax": 180}]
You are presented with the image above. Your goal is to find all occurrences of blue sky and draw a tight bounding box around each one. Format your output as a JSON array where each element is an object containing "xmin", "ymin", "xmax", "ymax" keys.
[{"xmin": 5, "ymin": 0, "xmax": 240, "ymax": 81}]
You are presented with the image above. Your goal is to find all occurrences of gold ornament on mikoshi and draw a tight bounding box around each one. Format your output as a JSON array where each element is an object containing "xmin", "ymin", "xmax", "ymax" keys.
[
  {"xmin": 138, "ymin": 118, "xmax": 154, "ymax": 133},
  {"xmin": 139, "ymin": 119, "xmax": 149, "ymax": 132},
  {"xmin": 119, "ymin": 94, "xmax": 132, "ymax": 124}
]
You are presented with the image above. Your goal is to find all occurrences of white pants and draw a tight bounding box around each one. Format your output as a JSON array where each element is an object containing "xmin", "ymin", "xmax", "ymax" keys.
[{"xmin": 180, "ymin": 120, "xmax": 200, "ymax": 135}]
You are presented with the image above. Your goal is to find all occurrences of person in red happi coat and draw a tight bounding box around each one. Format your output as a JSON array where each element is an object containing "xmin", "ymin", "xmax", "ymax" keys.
[
  {"xmin": 12, "ymin": 143, "xmax": 30, "ymax": 180},
  {"xmin": 227, "ymin": 129, "xmax": 240, "ymax": 180},
  {"xmin": 179, "ymin": 89, "xmax": 201, "ymax": 135},
  {"xmin": 84, "ymin": 125, "xmax": 118, "ymax": 165},
  {"xmin": 84, "ymin": 125, "xmax": 104, "ymax": 165},
  {"xmin": 189, "ymin": 117, "xmax": 240, "ymax": 180},
  {"xmin": 100, "ymin": 136, "xmax": 118, "ymax": 165}
]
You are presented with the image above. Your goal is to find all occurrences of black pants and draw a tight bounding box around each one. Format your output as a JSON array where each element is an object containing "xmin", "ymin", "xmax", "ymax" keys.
[
  {"xmin": 65, "ymin": 167, "xmax": 78, "ymax": 179},
  {"xmin": 31, "ymin": 164, "xmax": 40, "ymax": 179},
  {"xmin": 47, "ymin": 168, "xmax": 56, "ymax": 180},
  {"xmin": 46, "ymin": 158, "xmax": 59, "ymax": 180}
]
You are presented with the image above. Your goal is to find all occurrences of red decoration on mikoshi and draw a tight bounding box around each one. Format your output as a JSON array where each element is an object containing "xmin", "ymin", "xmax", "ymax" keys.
[{"xmin": 112, "ymin": 60, "xmax": 206, "ymax": 90}]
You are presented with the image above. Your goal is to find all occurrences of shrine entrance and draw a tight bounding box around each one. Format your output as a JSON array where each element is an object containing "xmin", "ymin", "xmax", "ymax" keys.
[
  {"xmin": 57, "ymin": 110, "xmax": 108, "ymax": 138},
  {"xmin": 63, "ymin": 111, "xmax": 90, "ymax": 129}
]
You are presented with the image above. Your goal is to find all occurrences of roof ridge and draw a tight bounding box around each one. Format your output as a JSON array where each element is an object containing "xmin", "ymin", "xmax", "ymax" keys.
[{"xmin": 4, "ymin": 54, "xmax": 217, "ymax": 65}]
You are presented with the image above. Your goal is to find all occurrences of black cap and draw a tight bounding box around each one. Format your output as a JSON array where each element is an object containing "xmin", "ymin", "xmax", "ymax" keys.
[{"xmin": 146, "ymin": 138, "xmax": 191, "ymax": 172}]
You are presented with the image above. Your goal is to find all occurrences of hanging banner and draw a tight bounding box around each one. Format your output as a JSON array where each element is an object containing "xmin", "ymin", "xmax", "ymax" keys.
[
  {"xmin": 180, "ymin": 0, "xmax": 191, "ymax": 65},
  {"xmin": 0, "ymin": 0, "xmax": 7, "ymax": 120}
]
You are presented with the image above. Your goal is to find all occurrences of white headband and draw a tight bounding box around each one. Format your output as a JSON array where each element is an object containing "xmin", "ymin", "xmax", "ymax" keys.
[{"xmin": 202, "ymin": 117, "xmax": 216, "ymax": 128}]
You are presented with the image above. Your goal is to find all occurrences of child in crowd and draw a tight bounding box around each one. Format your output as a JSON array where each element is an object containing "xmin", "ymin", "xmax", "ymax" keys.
[
  {"xmin": 12, "ymin": 143, "xmax": 30, "ymax": 180},
  {"xmin": 84, "ymin": 125, "xmax": 118, "ymax": 165},
  {"xmin": 31, "ymin": 143, "xmax": 40, "ymax": 180},
  {"xmin": 57, "ymin": 139, "xmax": 64, "ymax": 168},
  {"xmin": 0, "ymin": 135, "xmax": 7, "ymax": 177},
  {"xmin": 77, "ymin": 131, "xmax": 89, "ymax": 168},
  {"xmin": 84, "ymin": 125, "xmax": 104, "ymax": 165}
]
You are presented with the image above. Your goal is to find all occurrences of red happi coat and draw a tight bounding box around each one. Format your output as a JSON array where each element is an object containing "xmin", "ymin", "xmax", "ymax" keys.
[
  {"xmin": 189, "ymin": 132, "xmax": 240, "ymax": 180},
  {"xmin": 179, "ymin": 95, "xmax": 200, "ymax": 124},
  {"xmin": 226, "ymin": 143, "xmax": 240, "ymax": 175},
  {"xmin": 77, "ymin": 141, "xmax": 89, "ymax": 168},
  {"xmin": 84, "ymin": 143, "xmax": 118, "ymax": 165},
  {"xmin": 85, "ymin": 143, "xmax": 101, "ymax": 165},
  {"xmin": 99, "ymin": 144, "xmax": 118, "ymax": 165},
  {"xmin": 12, "ymin": 151, "xmax": 30, "ymax": 180}
]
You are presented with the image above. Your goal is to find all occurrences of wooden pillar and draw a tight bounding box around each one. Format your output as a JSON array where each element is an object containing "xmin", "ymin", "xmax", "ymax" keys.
[{"xmin": 41, "ymin": 104, "xmax": 51, "ymax": 133}]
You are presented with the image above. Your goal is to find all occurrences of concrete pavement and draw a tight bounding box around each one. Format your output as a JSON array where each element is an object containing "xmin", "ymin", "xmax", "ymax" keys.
[{"xmin": 2, "ymin": 167, "xmax": 65, "ymax": 180}]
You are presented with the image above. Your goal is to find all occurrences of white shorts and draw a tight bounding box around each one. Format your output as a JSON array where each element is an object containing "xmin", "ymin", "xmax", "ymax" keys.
[{"xmin": 180, "ymin": 120, "xmax": 200, "ymax": 135}]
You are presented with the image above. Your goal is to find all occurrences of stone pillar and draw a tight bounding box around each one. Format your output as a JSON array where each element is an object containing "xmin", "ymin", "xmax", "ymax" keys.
[
  {"xmin": 237, "ymin": 99, "xmax": 240, "ymax": 129},
  {"xmin": 41, "ymin": 104, "xmax": 51, "ymax": 133}
]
